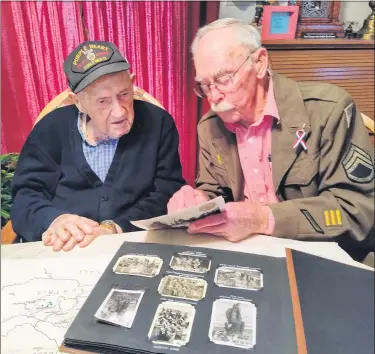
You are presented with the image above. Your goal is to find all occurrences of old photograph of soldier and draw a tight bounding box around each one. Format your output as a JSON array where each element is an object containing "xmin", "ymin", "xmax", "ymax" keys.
[
  {"xmin": 209, "ymin": 299, "xmax": 257, "ymax": 349},
  {"xmin": 113, "ymin": 254, "xmax": 163, "ymax": 277},
  {"xmin": 148, "ymin": 301, "xmax": 195, "ymax": 347},
  {"xmin": 169, "ymin": 254, "xmax": 211, "ymax": 273},
  {"xmin": 215, "ymin": 266, "xmax": 263, "ymax": 291},
  {"xmin": 158, "ymin": 275, "xmax": 207, "ymax": 301},
  {"xmin": 94, "ymin": 289, "xmax": 144, "ymax": 328}
]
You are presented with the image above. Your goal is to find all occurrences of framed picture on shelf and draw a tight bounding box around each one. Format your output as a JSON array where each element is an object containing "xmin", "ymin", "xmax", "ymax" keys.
[
  {"xmin": 289, "ymin": 0, "xmax": 345, "ymax": 38},
  {"xmin": 261, "ymin": 5, "xmax": 299, "ymax": 40}
]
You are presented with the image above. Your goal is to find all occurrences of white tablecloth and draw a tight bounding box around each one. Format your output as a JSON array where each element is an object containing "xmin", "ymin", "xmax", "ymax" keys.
[{"xmin": 1, "ymin": 230, "xmax": 371, "ymax": 354}]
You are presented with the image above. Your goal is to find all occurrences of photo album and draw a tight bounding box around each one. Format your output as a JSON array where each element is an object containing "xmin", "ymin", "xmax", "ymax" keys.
[{"xmin": 60, "ymin": 242, "xmax": 374, "ymax": 354}]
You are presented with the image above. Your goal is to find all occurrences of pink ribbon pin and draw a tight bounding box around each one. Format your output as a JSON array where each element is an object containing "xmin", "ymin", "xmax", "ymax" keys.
[{"xmin": 293, "ymin": 125, "xmax": 308, "ymax": 151}]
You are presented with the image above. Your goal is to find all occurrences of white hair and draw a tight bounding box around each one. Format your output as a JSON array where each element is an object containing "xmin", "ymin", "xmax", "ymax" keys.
[{"xmin": 191, "ymin": 18, "xmax": 261, "ymax": 57}]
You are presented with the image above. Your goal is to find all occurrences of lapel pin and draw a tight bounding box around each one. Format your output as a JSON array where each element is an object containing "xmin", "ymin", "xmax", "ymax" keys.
[{"xmin": 293, "ymin": 123, "xmax": 308, "ymax": 151}]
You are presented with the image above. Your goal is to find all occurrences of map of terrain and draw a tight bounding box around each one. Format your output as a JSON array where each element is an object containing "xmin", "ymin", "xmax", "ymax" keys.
[{"xmin": 1, "ymin": 256, "xmax": 108, "ymax": 354}]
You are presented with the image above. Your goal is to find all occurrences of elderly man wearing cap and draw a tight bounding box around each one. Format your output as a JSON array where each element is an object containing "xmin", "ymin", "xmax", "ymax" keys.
[
  {"xmin": 167, "ymin": 19, "xmax": 374, "ymax": 262},
  {"xmin": 11, "ymin": 41, "xmax": 185, "ymax": 251}
]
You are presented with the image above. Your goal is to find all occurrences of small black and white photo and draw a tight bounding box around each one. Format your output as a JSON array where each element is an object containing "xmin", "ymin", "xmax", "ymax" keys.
[
  {"xmin": 215, "ymin": 266, "xmax": 263, "ymax": 291},
  {"xmin": 94, "ymin": 289, "xmax": 144, "ymax": 328},
  {"xmin": 209, "ymin": 299, "xmax": 257, "ymax": 349},
  {"xmin": 169, "ymin": 254, "xmax": 211, "ymax": 274},
  {"xmin": 113, "ymin": 254, "xmax": 163, "ymax": 277},
  {"xmin": 148, "ymin": 301, "xmax": 195, "ymax": 347},
  {"xmin": 147, "ymin": 206, "xmax": 221, "ymax": 229},
  {"xmin": 158, "ymin": 275, "xmax": 207, "ymax": 301},
  {"xmin": 130, "ymin": 196, "xmax": 225, "ymax": 230}
]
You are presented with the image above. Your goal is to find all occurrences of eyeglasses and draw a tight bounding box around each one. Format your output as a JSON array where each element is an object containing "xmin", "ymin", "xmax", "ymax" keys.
[{"xmin": 194, "ymin": 55, "xmax": 251, "ymax": 98}]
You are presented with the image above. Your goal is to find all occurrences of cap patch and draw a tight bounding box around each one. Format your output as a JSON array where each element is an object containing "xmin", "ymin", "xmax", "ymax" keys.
[{"xmin": 72, "ymin": 44, "xmax": 114, "ymax": 73}]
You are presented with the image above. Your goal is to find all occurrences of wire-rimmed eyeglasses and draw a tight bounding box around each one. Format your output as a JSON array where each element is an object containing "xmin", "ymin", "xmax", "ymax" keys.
[{"xmin": 193, "ymin": 55, "xmax": 251, "ymax": 98}]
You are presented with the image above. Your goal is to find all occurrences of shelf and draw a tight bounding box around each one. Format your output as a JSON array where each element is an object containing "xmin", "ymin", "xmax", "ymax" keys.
[{"xmin": 263, "ymin": 39, "xmax": 375, "ymax": 50}]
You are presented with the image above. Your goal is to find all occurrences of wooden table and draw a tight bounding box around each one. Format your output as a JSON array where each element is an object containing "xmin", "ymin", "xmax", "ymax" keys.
[{"xmin": 1, "ymin": 230, "xmax": 371, "ymax": 354}]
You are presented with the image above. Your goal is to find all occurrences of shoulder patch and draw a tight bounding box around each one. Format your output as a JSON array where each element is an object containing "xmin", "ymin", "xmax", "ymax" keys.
[
  {"xmin": 344, "ymin": 103, "xmax": 354, "ymax": 128},
  {"xmin": 342, "ymin": 143, "xmax": 374, "ymax": 184}
]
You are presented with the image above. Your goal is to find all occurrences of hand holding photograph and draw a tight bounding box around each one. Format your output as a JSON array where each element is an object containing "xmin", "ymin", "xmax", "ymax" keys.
[{"xmin": 130, "ymin": 196, "xmax": 225, "ymax": 230}]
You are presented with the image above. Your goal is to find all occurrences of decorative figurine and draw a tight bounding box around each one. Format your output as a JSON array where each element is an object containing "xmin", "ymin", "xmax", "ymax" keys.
[
  {"xmin": 358, "ymin": 1, "xmax": 375, "ymax": 40},
  {"xmin": 344, "ymin": 21, "xmax": 359, "ymax": 39},
  {"xmin": 251, "ymin": 0, "xmax": 280, "ymax": 27}
]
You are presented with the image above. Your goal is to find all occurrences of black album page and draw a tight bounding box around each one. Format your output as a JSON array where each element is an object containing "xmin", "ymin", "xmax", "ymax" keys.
[{"xmin": 63, "ymin": 242, "xmax": 298, "ymax": 354}]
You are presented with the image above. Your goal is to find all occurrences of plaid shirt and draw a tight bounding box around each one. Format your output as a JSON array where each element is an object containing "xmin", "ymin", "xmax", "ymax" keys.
[{"xmin": 77, "ymin": 113, "xmax": 118, "ymax": 182}]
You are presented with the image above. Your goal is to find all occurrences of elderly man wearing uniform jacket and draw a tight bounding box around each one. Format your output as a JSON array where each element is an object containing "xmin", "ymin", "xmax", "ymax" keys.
[
  {"xmin": 167, "ymin": 19, "xmax": 374, "ymax": 262},
  {"xmin": 11, "ymin": 41, "xmax": 185, "ymax": 251}
]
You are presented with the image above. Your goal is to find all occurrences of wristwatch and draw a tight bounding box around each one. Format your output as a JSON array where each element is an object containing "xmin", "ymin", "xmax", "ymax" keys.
[{"xmin": 100, "ymin": 220, "xmax": 118, "ymax": 234}]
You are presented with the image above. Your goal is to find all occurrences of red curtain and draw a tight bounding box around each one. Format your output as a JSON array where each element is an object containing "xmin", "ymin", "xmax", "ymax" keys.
[
  {"xmin": 1, "ymin": 1, "xmax": 219, "ymax": 185},
  {"xmin": 1, "ymin": 2, "xmax": 85, "ymax": 154}
]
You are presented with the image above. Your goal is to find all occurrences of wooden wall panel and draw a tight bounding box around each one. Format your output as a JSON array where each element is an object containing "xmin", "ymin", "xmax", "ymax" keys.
[{"xmin": 264, "ymin": 40, "xmax": 375, "ymax": 121}]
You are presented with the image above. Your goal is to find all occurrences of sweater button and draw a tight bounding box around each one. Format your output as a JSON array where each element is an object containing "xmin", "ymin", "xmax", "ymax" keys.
[{"xmin": 101, "ymin": 196, "xmax": 109, "ymax": 202}]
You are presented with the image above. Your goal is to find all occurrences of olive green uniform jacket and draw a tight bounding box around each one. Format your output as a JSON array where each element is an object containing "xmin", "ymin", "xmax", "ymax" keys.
[{"xmin": 196, "ymin": 72, "xmax": 374, "ymax": 259}]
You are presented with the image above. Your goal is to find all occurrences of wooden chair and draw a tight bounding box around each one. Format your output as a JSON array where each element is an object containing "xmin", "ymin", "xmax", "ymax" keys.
[
  {"xmin": 34, "ymin": 86, "xmax": 164, "ymax": 125},
  {"xmin": 1, "ymin": 87, "xmax": 163, "ymax": 244},
  {"xmin": 361, "ymin": 112, "xmax": 375, "ymax": 145}
]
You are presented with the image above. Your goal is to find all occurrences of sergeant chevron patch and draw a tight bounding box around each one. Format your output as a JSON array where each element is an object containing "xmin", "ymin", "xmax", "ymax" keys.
[{"xmin": 342, "ymin": 143, "xmax": 374, "ymax": 184}]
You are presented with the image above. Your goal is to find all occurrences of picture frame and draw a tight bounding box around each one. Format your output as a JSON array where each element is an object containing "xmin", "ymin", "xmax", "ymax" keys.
[
  {"xmin": 289, "ymin": 1, "xmax": 345, "ymax": 38},
  {"xmin": 261, "ymin": 5, "xmax": 300, "ymax": 40}
]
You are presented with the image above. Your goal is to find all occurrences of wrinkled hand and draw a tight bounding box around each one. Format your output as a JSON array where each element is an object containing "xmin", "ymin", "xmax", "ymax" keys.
[
  {"xmin": 77, "ymin": 223, "xmax": 123, "ymax": 249},
  {"xmin": 167, "ymin": 185, "xmax": 210, "ymax": 213},
  {"xmin": 42, "ymin": 214, "xmax": 121, "ymax": 252},
  {"xmin": 187, "ymin": 202, "xmax": 270, "ymax": 242},
  {"xmin": 42, "ymin": 214, "xmax": 98, "ymax": 251}
]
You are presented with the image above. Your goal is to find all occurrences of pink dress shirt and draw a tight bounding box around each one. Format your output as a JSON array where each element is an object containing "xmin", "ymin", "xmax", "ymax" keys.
[{"xmin": 225, "ymin": 74, "xmax": 279, "ymax": 234}]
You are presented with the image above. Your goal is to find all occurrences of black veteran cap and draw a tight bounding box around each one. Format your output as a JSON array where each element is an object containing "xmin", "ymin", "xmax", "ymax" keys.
[{"xmin": 64, "ymin": 41, "xmax": 130, "ymax": 93}]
